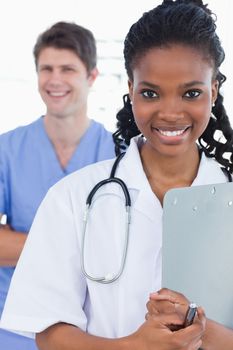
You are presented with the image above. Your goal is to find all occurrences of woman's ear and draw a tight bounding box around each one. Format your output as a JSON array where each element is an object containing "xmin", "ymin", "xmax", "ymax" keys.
[
  {"xmin": 128, "ymin": 80, "xmax": 133, "ymax": 101},
  {"xmin": 212, "ymin": 79, "xmax": 219, "ymax": 105}
]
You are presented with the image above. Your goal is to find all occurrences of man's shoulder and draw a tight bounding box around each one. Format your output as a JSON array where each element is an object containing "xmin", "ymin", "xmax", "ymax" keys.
[
  {"xmin": 87, "ymin": 120, "xmax": 115, "ymax": 158},
  {"xmin": 90, "ymin": 119, "xmax": 113, "ymax": 135},
  {"xmin": 0, "ymin": 117, "xmax": 42, "ymax": 148}
]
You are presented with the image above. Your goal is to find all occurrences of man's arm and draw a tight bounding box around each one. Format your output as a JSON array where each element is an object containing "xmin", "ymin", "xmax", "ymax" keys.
[{"xmin": 0, "ymin": 213, "xmax": 27, "ymax": 266}]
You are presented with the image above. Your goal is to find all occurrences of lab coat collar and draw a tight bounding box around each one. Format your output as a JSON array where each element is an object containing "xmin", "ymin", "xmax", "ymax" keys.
[
  {"xmin": 192, "ymin": 151, "xmax": 227, "ymax": 186},
  {"xmin": 119, "ymin": 138, "xmax": 227, "ymax": 189},
  {"xmin": 103, "ymin": 138, "xmax": 227, "ymax": 221}
]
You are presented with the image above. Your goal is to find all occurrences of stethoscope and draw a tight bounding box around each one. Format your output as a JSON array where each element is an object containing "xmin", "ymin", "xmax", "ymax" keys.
[
  {"xmin": 81, "ymin": 152, "xmax": 130, "ymax": 284},
  {"xmin": 80, "ymin": 150, "xmax": 232, "ymax": 284}
]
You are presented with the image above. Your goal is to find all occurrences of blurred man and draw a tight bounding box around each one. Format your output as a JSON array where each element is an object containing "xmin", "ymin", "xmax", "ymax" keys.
[{"xmin": 0, "ymin": 21, "xmax": 115, "ymax": 349}]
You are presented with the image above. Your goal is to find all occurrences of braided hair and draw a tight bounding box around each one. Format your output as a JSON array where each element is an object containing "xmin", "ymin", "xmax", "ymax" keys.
[{"xmin": 113, "ymin": 0, "xmax": 233, "ymax": 172}]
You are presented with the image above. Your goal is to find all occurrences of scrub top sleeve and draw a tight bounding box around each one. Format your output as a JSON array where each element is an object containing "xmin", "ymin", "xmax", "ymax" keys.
[
  {"xmin": 0, "ymin": 141, "xmax": 6, "ymax": 214},
  {"xmin": 1, "ymin": 184, "xmax": 88, "ymax": 337}
]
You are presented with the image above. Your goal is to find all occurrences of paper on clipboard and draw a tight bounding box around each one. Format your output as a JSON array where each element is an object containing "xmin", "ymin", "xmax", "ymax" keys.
[{"xmin": 162, "ymin": 182, "xmax": 233, "ymax": 328}]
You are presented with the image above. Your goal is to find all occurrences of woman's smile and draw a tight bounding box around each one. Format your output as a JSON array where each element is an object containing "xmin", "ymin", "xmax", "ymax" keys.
[{"xmin": 152, "ymin": 125, "xmax": 192, "ymax": 145}]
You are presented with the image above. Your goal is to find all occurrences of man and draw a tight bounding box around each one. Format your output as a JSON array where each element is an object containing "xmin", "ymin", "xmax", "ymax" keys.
[{"xmin": 0, "ymin": 21, "xmax": 115, "ymax": 349}]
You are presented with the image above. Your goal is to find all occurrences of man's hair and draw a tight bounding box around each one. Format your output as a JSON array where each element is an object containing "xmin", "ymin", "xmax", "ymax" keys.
[{"xmin": 33, "ymin": 21, "xmax": 97, "ymax": 73}]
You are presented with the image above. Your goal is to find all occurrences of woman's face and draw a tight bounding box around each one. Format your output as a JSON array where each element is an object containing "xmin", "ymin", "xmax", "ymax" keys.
[{"xmin": 128, "ymin": 44, "xmax": 218, "ymax": 158}]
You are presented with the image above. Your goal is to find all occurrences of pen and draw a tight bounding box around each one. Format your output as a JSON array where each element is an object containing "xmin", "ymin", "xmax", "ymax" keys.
[{"xmin": 183, "ymin": 303, "xmax": 197, "ymax": 327}]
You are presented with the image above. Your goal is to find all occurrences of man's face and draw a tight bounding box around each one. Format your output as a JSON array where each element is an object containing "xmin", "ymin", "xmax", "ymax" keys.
[{"xmin": 37, "ymin": 47, "xmax": 98, "ymax": 119}]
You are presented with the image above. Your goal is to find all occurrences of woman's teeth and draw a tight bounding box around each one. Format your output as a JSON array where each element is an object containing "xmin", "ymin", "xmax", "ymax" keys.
[{"xmin": 159, "ymin": 129, "xmax": 185, "ymax": 137}]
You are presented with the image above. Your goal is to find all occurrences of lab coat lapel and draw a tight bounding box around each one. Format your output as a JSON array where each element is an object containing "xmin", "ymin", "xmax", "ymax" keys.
[{"xmin": 117, "ymin": 138, "xmax": 162, "ymax": 222}]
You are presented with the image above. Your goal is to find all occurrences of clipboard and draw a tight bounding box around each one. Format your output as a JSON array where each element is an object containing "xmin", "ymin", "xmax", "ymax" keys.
[{"xmin": 162, "ymin": 182, "xmax": 233, "ymax": 328}]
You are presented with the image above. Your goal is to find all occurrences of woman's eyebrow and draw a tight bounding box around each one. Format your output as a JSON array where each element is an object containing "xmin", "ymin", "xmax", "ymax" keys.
[
  {"xmin": 138, "ymin": 81, "xmax": 160, "ymax": 89},
  {"xmin": 181, "ymin": 80, "xmax": 205, "ymax": 88},
  {"xmin": 138, "ymin": 80, "xmax": 205, "ymax": 89}
]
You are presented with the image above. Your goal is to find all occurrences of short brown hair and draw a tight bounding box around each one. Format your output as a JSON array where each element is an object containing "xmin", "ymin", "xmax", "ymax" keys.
[{"xmin": 33, "ymin": 21, "xmax": 97, "ymax": 73}]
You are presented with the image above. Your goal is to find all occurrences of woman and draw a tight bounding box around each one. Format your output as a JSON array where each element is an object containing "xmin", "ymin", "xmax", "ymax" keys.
[{"xmin": 1, "ymin": 0, "xmax": 233, "ymax": 349}]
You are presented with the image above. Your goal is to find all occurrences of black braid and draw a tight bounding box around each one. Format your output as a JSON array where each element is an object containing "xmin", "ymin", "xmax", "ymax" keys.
[
  {"xmin": 113, "ymin": 94, "xmax": 140, "ymax": 155},
  {"xmin": 199, "ymin": 72, "xmax": 233, "ymax": 171},
  {"xmin": 113, "ymin": 0, "xmax": 233, "ymax": 172}
]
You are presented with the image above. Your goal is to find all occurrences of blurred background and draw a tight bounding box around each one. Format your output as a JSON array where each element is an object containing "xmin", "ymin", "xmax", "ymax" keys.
[{"xmin": 0, "ymin": 0, "xmax": 232, "ymax": 133}]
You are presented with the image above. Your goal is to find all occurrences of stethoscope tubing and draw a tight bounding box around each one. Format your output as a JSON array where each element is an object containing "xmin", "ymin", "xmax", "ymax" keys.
[
  {"xmin": 81, "ymin": 153, "xmax": 131, "ymax": 284},
  {"xmin": 81, "ymin": 203, "xmax": 130, "ymax": 283}
]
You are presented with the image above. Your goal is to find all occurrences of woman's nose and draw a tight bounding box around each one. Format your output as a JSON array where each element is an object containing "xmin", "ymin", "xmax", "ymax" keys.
[{"xmin": 157, "ymin": 99, "xmax": 184, "ymax": 122}]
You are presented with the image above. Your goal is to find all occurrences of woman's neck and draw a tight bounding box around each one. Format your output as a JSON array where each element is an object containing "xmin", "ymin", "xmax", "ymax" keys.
[{"xmin": 140, "ymin": 143, "xmax": 201, "ymax": 204}]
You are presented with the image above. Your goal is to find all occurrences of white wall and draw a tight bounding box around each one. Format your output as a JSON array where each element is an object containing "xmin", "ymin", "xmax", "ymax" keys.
[{"xmin": 0, "ymin": 0, "xmax": 232, "ymax": 133}]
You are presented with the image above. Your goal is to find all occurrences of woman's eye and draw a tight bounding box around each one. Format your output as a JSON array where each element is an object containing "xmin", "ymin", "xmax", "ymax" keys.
[
  {"xmin": 184, "ymin": 90, "xmax": 201, "ymax": 99},
  {"xmin": 141, "ymin": 90, "xmax": 158, "ymax": 99}
]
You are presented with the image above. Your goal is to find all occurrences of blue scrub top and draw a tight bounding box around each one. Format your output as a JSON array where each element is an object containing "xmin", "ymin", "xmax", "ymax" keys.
[{"xmin": 0, "ymin": 116, "xmax": 115, "ymax": 348}]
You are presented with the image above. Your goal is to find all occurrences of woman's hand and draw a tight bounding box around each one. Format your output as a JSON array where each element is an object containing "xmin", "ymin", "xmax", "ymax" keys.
[
  {"xmin": 146, "ymin": 288, "xmax": 195, "ymax": 331},
  {"xmin": 132, "ymin": 307, "xmax": 206, "ymax": 350}
]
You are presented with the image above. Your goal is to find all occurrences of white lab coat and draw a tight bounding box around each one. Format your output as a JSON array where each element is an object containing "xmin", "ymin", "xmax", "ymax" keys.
[{"xmin": 0, "ymin": 136, "xmax": 228, "ymax": 339}]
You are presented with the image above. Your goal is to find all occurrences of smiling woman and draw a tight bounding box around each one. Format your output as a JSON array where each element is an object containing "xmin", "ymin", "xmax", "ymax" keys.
[
  {"xmin": 1, "ymin": 1, "xmax": 233, "ymax": 350},
  {"xmin": 122, "ymin": 43, "xmax": 219, "ymax": 202}
]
